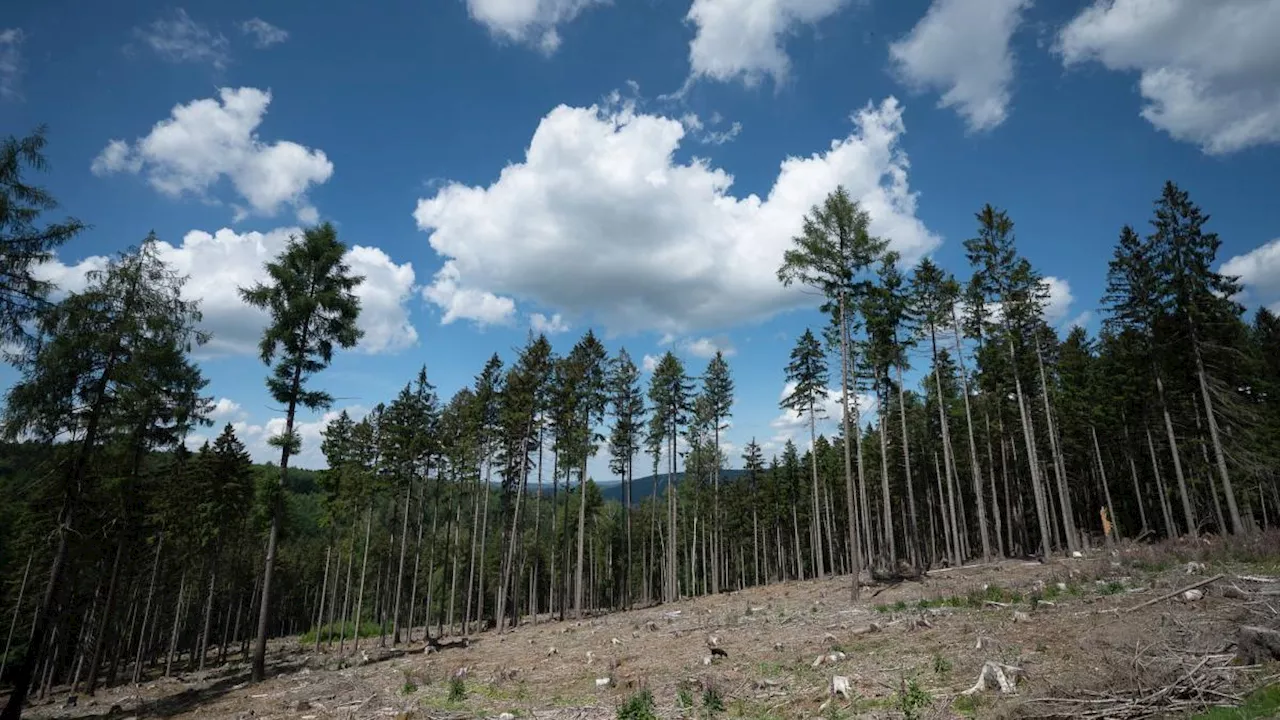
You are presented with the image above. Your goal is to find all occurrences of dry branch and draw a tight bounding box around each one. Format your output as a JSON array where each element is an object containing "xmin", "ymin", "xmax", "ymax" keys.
[{"xmin": 1124, "ymin": 574, "xmax": 1223, "ymax": 613}]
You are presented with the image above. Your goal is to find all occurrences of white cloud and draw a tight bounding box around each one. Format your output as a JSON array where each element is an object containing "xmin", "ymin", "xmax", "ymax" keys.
[
  {"xmin": 413, "ymin": 95, "xmax": 938, "ymax": 334},
  {"xmin": 210, "ymin": 397, "xmax": 245, "ymax": 420},
  {"xmin": 91, "ymin": 87, "xmax": 333, "ymax": 223},
  {"xmin": 135, "ymin": 9, "xmax": 230, "ymax": 68},
  {"xmin": 0, "ymin": 28, "xmax": 23, "ymax": 100},
  {"xmin": 465, "ymin": 0, "xmax": 607, "ymax": 54},
  {"xmin": 422, "ymin": 261, "xmax": 516, "ymax": 326},
  {"xmin": 767, "ymin": 380, "xmax": 874, "ymax": 451},
  {"xmin": 224, "ymin": 405, "xmax": 370, "ymax": 468},
  {"xmin": 889, "ymin": 0, "xmax": 1031, "ymax": 132},
  {"xmin": 1043, "ymin": 275, "xmax": 1074, "ymax": 325},
  {"xmin": 1221, "ymin": 237, "xmax": 1280, "ymax": 306},
  {"xmin": 1064, "ymin": 310, "xmax": 1093, "ymax": 331},
  {"xmin": 240, "ymin": 18, "xmax": 289, "ymax": 48},
  {"xmin": 642, "ymin": 354, "xmax": 660, "ymax": 373},
  {"xmin": 679, "ymin": 112, "xmax": 743, "ymax": 145},
  {"xmin": 1056, "ymin": 0, "xmax": 1280, "ymax": 154},
  {"xmin": 682, "ymin": 335, "xmax": 735, "ymax": 358},
  {"xmin": 531, "ymin": 312, "xmax": 570, "ymax": 334},
  {"xmin": 684, "ymin": 0, "xmax": 851, "ymax": 86},
  {"xmin": 35, "ymin": 226, "xmax": 418, "ymax": 356}
]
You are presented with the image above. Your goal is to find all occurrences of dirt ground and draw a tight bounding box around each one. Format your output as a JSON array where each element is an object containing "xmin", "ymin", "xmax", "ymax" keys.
[{"xmin": 11, "ymin": 538, "xmax": 1280, "ymax": 720}]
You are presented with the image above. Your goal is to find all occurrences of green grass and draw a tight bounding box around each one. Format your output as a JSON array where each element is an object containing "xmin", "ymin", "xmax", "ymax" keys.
[{"xmin": 1191, "ymin": 684, "xmax": 1280, "ymax": 719}]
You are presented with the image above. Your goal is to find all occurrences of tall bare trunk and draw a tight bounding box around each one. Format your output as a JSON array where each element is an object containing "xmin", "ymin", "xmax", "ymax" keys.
[
  {"xmin": 1090, "ymin": 426, "xmax": 1118, "ymax": 543},
  {"xmin": 391, "ymin": 477, "xmax": 412, "ymax": 644},
  {"xmin": 1193, "ymin": 348, "xmax": 1243, "ymax": 534},
  {"xmin": 1035, "ymin": 339, "xmax": 1079, "ymax": 553},
  {"xmin": 838, "ymin": 293, "xmax": 864, "ymax": 599},
  {"xmin": 808, "ymin": 400, "xmax": 824, "ymax": 579},
  {"xmin": 313, "ymin": 546, "xmax": 330, "ymax": 653},
  {"xmin": 1145, "ymin": 425, "xmax": 1176, "ymax": 538},
  {"xmin": 895, "ymin": 364, "xmax": 920, "ymax": 568},
  {"xmin": 353, "ymin": 503, "xmax": 373, "ymax": 652},
  {"xmin": 1155, "ymin": 372, "xmax": 1194, "ymax": 535},
  {"xmin": 877, "ymin": 383, "xmax": 895, "ymax": 566}
]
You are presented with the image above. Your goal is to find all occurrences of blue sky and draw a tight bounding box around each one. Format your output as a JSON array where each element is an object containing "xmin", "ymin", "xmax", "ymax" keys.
[{"xmin": 2, "ymin": 0, "xmax": 1278, "ymax": 475}]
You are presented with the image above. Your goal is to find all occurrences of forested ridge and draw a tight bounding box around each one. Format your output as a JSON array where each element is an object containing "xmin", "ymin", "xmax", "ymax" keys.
[{"xmin": 2, "ymin": 126, "xmax": 1279, "ymax": 720}]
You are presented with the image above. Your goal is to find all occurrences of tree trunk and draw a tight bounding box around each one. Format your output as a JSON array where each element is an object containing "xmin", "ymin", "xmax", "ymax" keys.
[
  {"xmin": 353, "ymin": 503, "xmax": 373, "ymax": 653},
  {"xmin": 197, "ymin": 554, "xmax": 218, "ymax": 671},
  {"xmin": 164, "ymin": 571, "xmax": 186, "ymax": 678},
  {"xmin": 575, "ymin": 454, "xmax": 588, "ymax": 619},
  {"xmin": 877, "ymin": 383, "xmax": 895, "ymax": 567},
  {"xmin": 1145, "ymin": 426, "xmax": 1176, "ymax": 538},
  {"xmin": 807, "ymin": 400, "xmax": 824, "ymax": 579},
  {"xmin": 314, "ymin": 546, "xmax": 331, "ymax": 653},
  {"xmin": 1, "ymin": 554, "xmax": 33, "ymax": 685},
  {"xmin": 1155, "ymin": 372, "xmax": 1195, "ymax": 535},
  {"xmin": 1009, "ymin": 337, "xmax": 1051, "ymax": 558},
  {"xmin": 1035, "ymin": 339, "xmax": 1079, "ymax": 554},
  {"xmin": 1193, "ymin": 348, "xmax": 1243, "ymax": 534},
  {"xmin": 1091, "ymin": 426, "xmax": 1119, "ymax": 543},
  {"xmin": 392, "ymin": 476, "xmax": 412, "ymax": 644},
  {"xmin": 951, "ymin": 305, "xmax": 992, "ymax": 561}
]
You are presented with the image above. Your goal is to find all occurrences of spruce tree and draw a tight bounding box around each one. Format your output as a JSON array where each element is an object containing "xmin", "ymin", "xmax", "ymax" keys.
[
  {"xmin": 782, "ymin": 329, "xmax": 828, "ymax": 579},
  {"xmin": 700, "ymin": 351, "xmax": 733, "ymax": 594},
  {"xmin": 239, "ymin": 222, "xmax": 363, "ymax": 682}
]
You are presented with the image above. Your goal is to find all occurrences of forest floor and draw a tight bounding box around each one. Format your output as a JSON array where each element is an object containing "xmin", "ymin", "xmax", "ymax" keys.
[{"xmin": 11, "ymin": 533, "xmax": 1280, "ymax": 720}]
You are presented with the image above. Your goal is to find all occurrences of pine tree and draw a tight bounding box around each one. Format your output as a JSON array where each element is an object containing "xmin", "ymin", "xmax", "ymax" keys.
[
  {"xmin": 701, "ymin": 351, "xmax": 733, "ymax": 594},
  {"xmin": 778, "ymin": 186, "xmax": 885, "ymax": 600},
  {"xmin": 239, "ymin": 222, "xmax": 363, "ymax": 683},
  {"xmin": 608, "ymin": 348, "xmax": 645, "ymax": 608},
  {"xmin": 1149, "ymin": 182, "xmax": 1245, "ymax": 534},
  {"xmin": 647, "ymin": 351, "xmax": 691, "ymax": 602},
  {"xmin": 0, "ymin": 126, "xmax": 86, "ymax": 353},
  {"xmin": 781, "ymin": 329, "xmax": 828, "ymax": 579}
]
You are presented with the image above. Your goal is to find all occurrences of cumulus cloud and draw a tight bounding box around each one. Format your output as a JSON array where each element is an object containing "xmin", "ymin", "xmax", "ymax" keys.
[
  {"xmin": 767, "ymin": 380, "xmax": 874, "ymax": 452},
  {"xmin": 642, "ymin": 354, "xmax": 660, "ymax": 373},
  {"xmin": 414, "ymin": 94, "xmax": 939, "ymax": 335},
  {"xmin": 0, "ymin": 28, "xmax": 23, "ymax": 100},
  {"xmin": 1221, "ymin": 237, "xmax": 1280, "ymax": 307},
  {"xmin": 210, "ymin": 397, "xmax": 244, "ymax": 420},
  {"xmin": 889, "ymin": 0, "xmax": 1031, "ymax": 132},
  {"xmin": 531, "ymin": 312, "xmax": 570, "ymax": 334},
  {"xmin": 1056, "ymin": 0, "xmax": 1280, "ymax": 154},
  {"xmin": 35, "ymin": 226, "xmax": 418, "ymax": 356},
  {"xmin": 135, "ymin": 9, "xmax": 230, "ymax": 68},
  {"xmin": 465, "ymin": 0, "xmax": 607, "ymax": 53},
  {"xmin": 240, "ymin": 18, "xmax": 289, "ymax": 48},
  {"xmin": 684, "ymin": 0, "xmax": 851, "ymax": 86},
  {"xmin": 1042, "ymin": 275, "xmax": 1074, "ymax": 325},
  {"xmin": 682, "ymin": 336, "xmax": 735, "ymax": 358},
  {"xmin": 91, "ymin": 87, "xmax": 333, "ymax": 223}
]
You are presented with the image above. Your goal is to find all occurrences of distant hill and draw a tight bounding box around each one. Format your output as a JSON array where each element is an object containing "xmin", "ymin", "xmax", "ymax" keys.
[{"xmin": 593, "ymin": 469, "xmax": 746, "ymax": 505}]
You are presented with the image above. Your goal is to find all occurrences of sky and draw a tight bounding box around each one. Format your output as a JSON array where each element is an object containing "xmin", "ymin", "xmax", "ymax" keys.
[{"xmin": 2, "ymin": 0, "xmax": 1278, "ymax": 478}]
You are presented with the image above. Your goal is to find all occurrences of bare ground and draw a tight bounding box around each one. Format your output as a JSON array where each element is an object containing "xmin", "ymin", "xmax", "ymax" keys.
[{"xmin": 12, "ymin": 538, "xmax": 1280, "ymax": 720}]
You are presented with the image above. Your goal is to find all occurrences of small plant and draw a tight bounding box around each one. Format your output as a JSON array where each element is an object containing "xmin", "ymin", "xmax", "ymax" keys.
[
  {"xmin": 701, "ymin": 685, "xmax": 725, "ymax": 716},
  {"xmin": 617, "ymin": 689, "xmax": 658, "ymax": 720},
  {"xmin": 897, "ymin": 677, "xmax": 933, "ymax": 720},
  {"xmin": 400, "ymin": 669, "xmax": 419, "ymax": 695},
  {"xmin": 932, "ymin": 653, "xmax": 952, "ymax": 676},
  {"xmin": 448, "ymin": 676, "xmax": 467, "ymax": 702},
  {"xmin": 676, "ymin": 687, "xmax": 694, "ymax": 715},
  {"xmin": 1099, "ymin": 580, "xmax": 1126, "ymax": 596}
]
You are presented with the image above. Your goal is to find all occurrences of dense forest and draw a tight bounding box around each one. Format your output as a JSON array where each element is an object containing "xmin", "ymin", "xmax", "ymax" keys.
[{"xmin": 2, "ymin": 124, "xmax": 1278, "ymax": 720}]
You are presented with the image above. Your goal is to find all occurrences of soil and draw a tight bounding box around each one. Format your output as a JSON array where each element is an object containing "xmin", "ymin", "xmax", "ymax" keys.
[{"xmin": 10, "ymin": 543, "xmax": 1280, "ymax": 720}]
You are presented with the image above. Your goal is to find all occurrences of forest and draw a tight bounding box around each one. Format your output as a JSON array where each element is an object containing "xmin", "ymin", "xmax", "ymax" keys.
[{"xmin": 1, "ymin": 122, "xmax": 1278, "ymax": 720}]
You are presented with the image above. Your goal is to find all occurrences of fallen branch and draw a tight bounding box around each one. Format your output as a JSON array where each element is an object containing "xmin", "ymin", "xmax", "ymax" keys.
[{"xmin": 1124, "ymin": 574, "xmax": 1223, "ymax": 613}]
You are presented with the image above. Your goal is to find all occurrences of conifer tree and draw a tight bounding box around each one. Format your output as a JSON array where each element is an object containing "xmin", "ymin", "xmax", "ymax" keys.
[
  {"xmin": 701, "ymin": 351, "xmax": 733, "ymax": 594},
  {"xmin": 0, "ymin": 127, "xmax": 86, "ymax": 353},
  {"xmin": 782, "ymin": 329, "xmax": 828, "ymax": 578},
  {"xmin": 778, "ymin": 186, "xmax": 885, "ymax": 599},
  {"xmin": 240, "ymin": 222, "xmax": 363, "ymax": 682}
]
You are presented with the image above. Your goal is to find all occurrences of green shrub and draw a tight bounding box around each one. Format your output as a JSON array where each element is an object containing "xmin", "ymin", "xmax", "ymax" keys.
[{"xmin": 617, "ymin": 689, "xmax": 658, "ymax": 720}]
